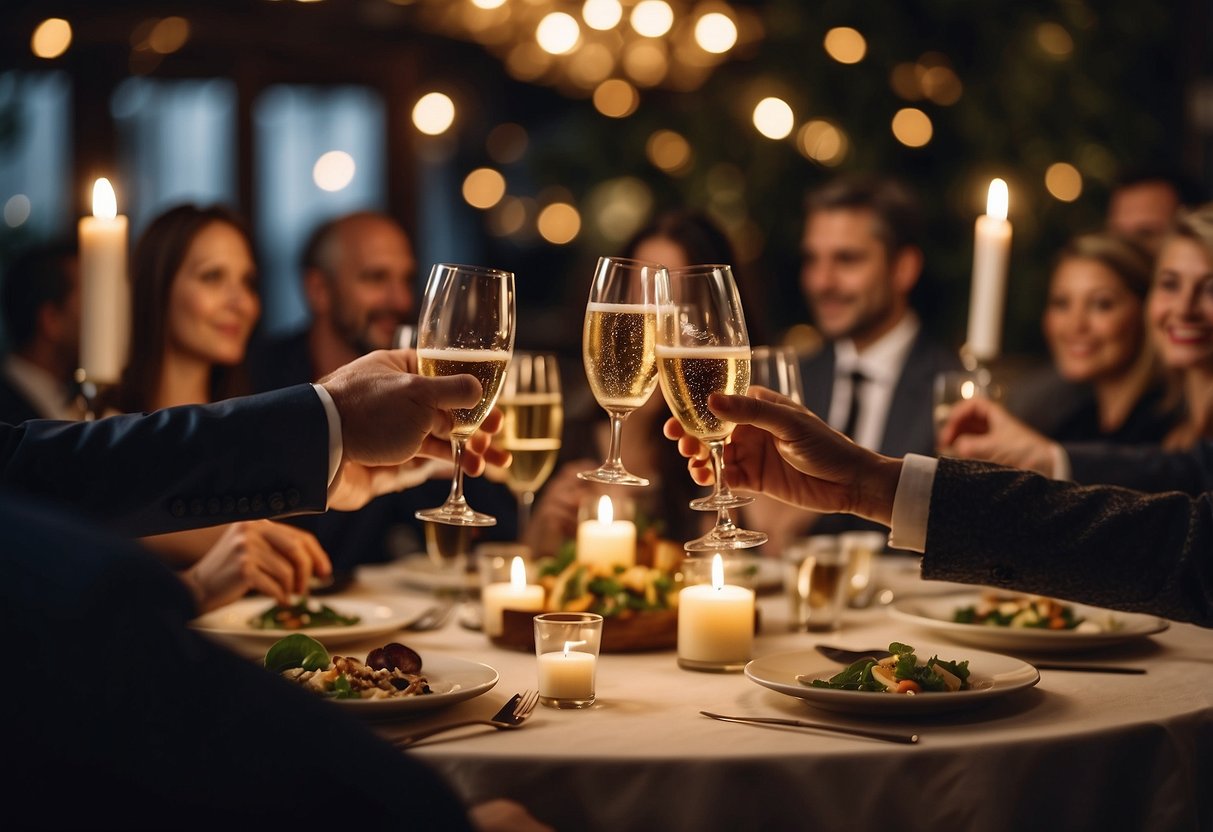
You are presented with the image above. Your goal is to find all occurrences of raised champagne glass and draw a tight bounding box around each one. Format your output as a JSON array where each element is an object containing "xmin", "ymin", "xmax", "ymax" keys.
[
  {"xmin": 656, "ymin": 264, "xmax": 767, "ymax": 551},
  {"xmin": 579, "ymin": 256, "xmax": 664, "ymax": 486},
  {"xmin": 415, "ymin": 263, "xmax": 515, "ymax": 527},
  {"xmin": 498, "ymin": 352, "xmax": 563, "ymax": 538}
]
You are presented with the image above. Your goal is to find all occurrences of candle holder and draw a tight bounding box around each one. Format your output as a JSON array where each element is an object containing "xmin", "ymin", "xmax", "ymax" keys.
[{"xmin": 534, "ymin": 612, "xmax": 602, "ymax": 709}]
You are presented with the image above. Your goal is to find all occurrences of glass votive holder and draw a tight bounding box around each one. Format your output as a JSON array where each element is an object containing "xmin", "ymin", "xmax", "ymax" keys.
[
  {"xmin": 534, "ymin": 612, "xmax": 603, "ymax": 709},
  {"xmin": 677, "ymin": 554, "xmax": 756, "ymax": 672},
  {"xmin": 783, "ymin": 536, "xmax": 851, "ymax": 632},
  {"xmin": 839, "ymin": 531, "xmax": 886, "ymax": 609},
  {"xmin": 479, "ymin": 545, "xmax": 544, "ymax": 638}
]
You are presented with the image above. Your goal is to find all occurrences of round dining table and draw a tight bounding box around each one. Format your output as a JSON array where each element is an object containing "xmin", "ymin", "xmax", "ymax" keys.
[{"xmin": 282, "ymin": 561, "xmax": 1213, "ymax": 832}]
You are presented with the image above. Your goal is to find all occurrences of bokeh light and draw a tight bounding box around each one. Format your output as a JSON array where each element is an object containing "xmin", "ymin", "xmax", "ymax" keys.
[
  {"xmin": 462, "ymin": 168, "xmax": 507, "ymax": 209},
  {"xmin": 582, "ymin": 0, "xmax": 623, "ymax": 31},
  {"xmin": 506, "ymin": 43, "xmax": 552, "ymax": 81},
  {"xmin": 646, "ymin": 129, "xmax": 692, "ymax": 173},
  {"xmin": 1036, "ymin": 22, "xmax": 1074, "ymax": 58},
  {"xmin": 823, "ymin": 27, "xmax": 866, "ymax": 64},
  {"xmin": 487, "ymin": 123, "xmax": 529, "ymax": 164},
  {"xmin": 921, "ymin": 65, "xmax": 962, "ymax": 105},
  {"xmin": 694, "ymin": 13, "xmax": 738, "ymax": 54},
  {"xmin": 891, "ymin": 108, "xmax": 933, "ymax": 147},
  {"xmin": 472, "ymin": 0, "xmax": 507, "ymax": 9},
  {"xmin": 569, "ymin": 42, "xmax": 616, "ymax": 87},
  {"xmin": 488, "ymin": 196, "xmax": 529, "ymax": 237},
  {"xmin": 148, "ymin": 17, "xmax": 190, "ymax": 54},
  {"xmin": 4, "ymin": 194, "xmax": 32, "ymax": 228},
  {"xmin": 537, "ymin": 12, "xmax": 580, "ymax": 55},
  {"xmin": 631, "ymin": 0, "xmax": 674, "ymax": 38},
  {"xmin": 797, "ymin": 120, "xmax": 848, "ymax": 166},
  {"xmin": 537, "ymin": 202, "xmax": 582, "ymax": 244},
  {"xmin": 890, "ymin": 63, "xmax": 922, "ymax": 100},
  {"xmin": 31, "ymin": 18, "xmax": 72, "ymax": 59},
  {"xmin": 313, "ymin": 151, "xmax": 356, "ymax": 191},
  {"xmin": 412, "ymin": 92, "xmax": 456, "ymax": 135},
  {"xmin": 752, "ymin": 97, "xmax": 794, "ymax": 140},
  {"xmin": 593, "ymin": 79, "xmax": 639, "ymax": 118},
  {"xmin": 588, "ymin": 176, "xmax": 653, "ymax": 242},
  {"xmin": 1045, "ymin": 162, "xmax": 1083, "ymax": 202},
  {"xmin": 623, "ymin": 41, "xmax": 668, "ymax": 86}
]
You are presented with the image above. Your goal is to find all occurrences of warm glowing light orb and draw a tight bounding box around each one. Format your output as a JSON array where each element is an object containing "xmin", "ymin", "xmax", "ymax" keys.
[
  {"xmin": 1045, "ymin": 163, "xmax": 1082, "ymax": 202},
  {"xmin": 537, "ymin": 12, "xmax": 580, "ymax": 55},
  {"xmin": 582, "ymin": 0, "xmax": 623, "ymax": 31},
  {"xmin": 313, "ymin": 151, "xmax": 356, "ymax": 192},
  {"xmin": 631, "ymin": 0, "xmax": 674, "ymax": 38},
  {"xmin": 31, "ymin": 18, "xmax": 72, "ymax": 59},
  {"xmin": 891, "ymin": 108, "xmax": 933, "ymax": 147},
  {"xmin": 593, "ymin": 79, "xmax": 639, "ymax": 118},
  {"xmin": 412, "ymin": 92, "xmax": 456, "ymax": 135},
  {"xmin": 823, "ymin": 27, "xmax": 866, "ymax": 64},
  {"xmin": 463, "ymin": 168, "xmax": 507, "ymax": 209},
  {"xmin": 694, "ymin": 13, "xmax": 737, "ymax": 54},
  {"xmin": 537, "ymin": 202, "xmax": 582, "ymax": 244},
  {"xmin": 752, "ymin": 97, "xmax": 794, "ymax": 140}
]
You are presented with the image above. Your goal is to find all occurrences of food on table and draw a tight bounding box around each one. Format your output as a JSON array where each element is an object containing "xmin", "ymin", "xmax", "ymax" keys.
[
  {"xmin": 805, "ymin": 642, "xmax": 971, "ymax": 694},
  {"xmin": 248, "ymin": 598, "xmax": 361, "ymax": 630},
  {"xmin": 538, "ymin": 535, "xmax": 679, "ymax": 617},
  {"xmin": 953, "ymin": 593, "xmax": 1101, "ymax": 631},
  {"xmin": 265, "ymin": 634, "xmax": 437, "ymax": 700}
]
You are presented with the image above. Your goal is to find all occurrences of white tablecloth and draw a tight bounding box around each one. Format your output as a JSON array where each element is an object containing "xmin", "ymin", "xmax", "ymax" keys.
[{"xmin": 281, "ymin": 564, "xmax": 1213, "ymax": 831}]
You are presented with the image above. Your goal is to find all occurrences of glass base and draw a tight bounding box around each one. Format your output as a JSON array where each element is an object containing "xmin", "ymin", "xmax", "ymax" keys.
[
  {"xmin": 689, "ymin": 492, "xmax": 755, "ymax": 511},
  {"xmin": 678, "ymin": 655, "xmax": 748, "ymax": 673},
  {"xmin": 684, "ymin": 527, "xmax": 768, "ymax": 551},
  {"xmin": 539, "ymin": 694, "xmax": 596, "ymax": 709},
  {"xmin": 416, "ymin": 504, "xmax": 497, "ymax": 527},
  {"xmin": 577, "ymin": 467, "xmax": 649, "ymax": 487}
]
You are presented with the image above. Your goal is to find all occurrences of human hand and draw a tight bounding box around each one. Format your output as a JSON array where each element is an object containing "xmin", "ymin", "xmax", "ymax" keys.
[
  {"xmin": 523, "ymin": 460, "xmax": 597, "ymax": 557},
  {"xmin": 181, "ymin": 520, "xmax": 332, "ymax": 612},
  {"xmin": 664, "ymin": 386, "xmax": 901, "ymax": 525},
  {"xmin": 938, "ymin": 397, "xmax": 1059, "ymax": 477},
  {"xmin": 468, "ymin": 799, "xmax": 554, "ymax": 832}
]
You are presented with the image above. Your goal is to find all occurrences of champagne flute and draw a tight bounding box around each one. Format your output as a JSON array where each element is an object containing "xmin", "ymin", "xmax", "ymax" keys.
[
  {"xmin": 749, "ymin": 345, "xmax": 804, "ymax": 405},
  {"xmin": 579, "ymin": 256, "xmax": 664, "ymax": 486},
  {"xmin": 415, "ymin": 263, "xmax": 515, "ymax": 527},
  {"xmin": 498, "ymin": 352, "xmax": 563, "ymax": 538},
  {"xmin": 656, "ymin": 264, "xmax": 767, "ymax": 551}
]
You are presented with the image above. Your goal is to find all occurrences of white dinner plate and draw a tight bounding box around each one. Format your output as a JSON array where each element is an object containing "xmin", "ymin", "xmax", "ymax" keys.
[
  {"xmin": 746, "ymin": 646, "xmax": 1039, "ymax": 716},
  {"xmin": 326, "ymin": 656, "xmax": 499, "ymax": 718},
  {"xmin": 382, "ymin": 555, "xmax": 480, "ymax": 593},
  {"xmin": 191, "ymin": 596, "xmax": 426, "ymax": 647},
  {"xmin": 888, "ymin": 592, "xmax": 1169, "ymax": 653}
]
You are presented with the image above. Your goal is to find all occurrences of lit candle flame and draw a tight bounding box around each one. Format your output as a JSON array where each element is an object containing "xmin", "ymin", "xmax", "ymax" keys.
[
  {"xmin": 711, "ymin": 553, "xmax": 724, "ymax": 590},
  {"xmin": 562, "ymin": 639, "xmax": 586, "ymax": 654},
  {"xmin": 986, "ymin": 178, "xmax": 1009, "ymax": 221},
  {"xmin": 597, "ymin": 494, "xmax": 614, "ymax": 524},
  {"xmin": 92, "ymin": 178, "xmax": 117, "ymax": 220},
  {"xmin": 510, "ymin": 556, "xmax": 527, "ymax": 588}
]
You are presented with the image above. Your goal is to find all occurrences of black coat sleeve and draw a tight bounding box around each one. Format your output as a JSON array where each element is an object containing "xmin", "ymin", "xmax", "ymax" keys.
[{"xmin": 1065, "ymin": 440, "xmax": 1213, "ymax": 496}]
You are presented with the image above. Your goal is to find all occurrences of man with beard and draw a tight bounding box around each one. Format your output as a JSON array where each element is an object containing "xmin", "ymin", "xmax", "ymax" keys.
[{"xmin": 791, "ymin": 175, "xmax": 960, "ymax": 536}]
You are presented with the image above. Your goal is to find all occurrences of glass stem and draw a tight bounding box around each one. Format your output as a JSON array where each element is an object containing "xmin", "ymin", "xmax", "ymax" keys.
[
  {"xmin": 708, "ymin": 439, "xmax": 734, "ymax": 502},
  {"xmin": 517, "ymin": 490, "xmax": 535, "ymax": 540},
  {"xmin": 606, "ymin": 410, "xmax": 629, "ymax": 468},
  {"xmin": 446, "ymin": 437, "xmax": 469, "ymax": 508}
]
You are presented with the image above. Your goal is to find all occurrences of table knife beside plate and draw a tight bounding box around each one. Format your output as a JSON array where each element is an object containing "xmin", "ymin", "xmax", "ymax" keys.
[{"xmin": 700, "ymin": 711, "xmax": 919, "ymax": 744}]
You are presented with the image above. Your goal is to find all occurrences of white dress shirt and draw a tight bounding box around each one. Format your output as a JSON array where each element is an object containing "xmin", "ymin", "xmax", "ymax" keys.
[
  {"xmin": 310, "ymin": 383, "xmax": 343, "ymax": 487},
  {"xmin": 826, "ymin": 312, "xmax": 921, "ymax": 451}
]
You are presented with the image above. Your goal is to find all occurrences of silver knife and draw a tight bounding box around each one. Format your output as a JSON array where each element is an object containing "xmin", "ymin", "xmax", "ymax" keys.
[{"xmin": 700, "ymin": 711, "xmax": 919, "ymax": 744}]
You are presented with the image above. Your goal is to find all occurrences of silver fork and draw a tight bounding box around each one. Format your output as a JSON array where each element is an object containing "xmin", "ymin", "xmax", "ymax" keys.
[
  {"xmin": 403, "ymin": 600, "xmax": 457, "ymax": 632},
  {"xmin": 393, "ymin": 690, "xmax": 539, "ymax": 747}
]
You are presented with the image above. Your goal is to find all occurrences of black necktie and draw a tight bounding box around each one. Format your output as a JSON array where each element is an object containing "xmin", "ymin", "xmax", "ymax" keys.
[{"xmin": 841, "ymin": 370, "xmax": 866, "ymax": 439}]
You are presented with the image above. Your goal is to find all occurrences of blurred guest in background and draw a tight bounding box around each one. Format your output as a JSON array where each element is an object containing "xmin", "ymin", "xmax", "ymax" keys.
[
  {"xmin": 1106, "ymin": 167, "xmax": 1202, "ymax": 255},
  {"xmin": 1039, "ymin": 231, "xmax": 1177, "ymax": 443},
  {"xmin": 0, "ymin": 242, "xmax": 81, "ymax": 423}
]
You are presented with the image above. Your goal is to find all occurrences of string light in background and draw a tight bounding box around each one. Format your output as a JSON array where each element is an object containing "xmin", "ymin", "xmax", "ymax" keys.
[
  {"xmin": 823, "ymin": 27, "xmax": 866, "ymax": 64},
  {"xmin": 412, "ymin": 92, "xmax": 456, "ymax": 135},
  {"xmin": 1045, "ymin": 162, "xmax": 1083, "ymax": 201},
  {"xmin": 313, "ymin": 151, "xmax": 356, "ymax": 191},
  {"xmin": 31, "ymin": 18, "xmax": 72, "ymax": 59},
  {"xmin": 891, "ymin": 107, "xmax": 933, "ymax": 147},
  {"xmin": 752, "ymin": 96, "xmax": 794, "ymax": 140},
  {"xmin": 463, "ymin": 167, "xmax": 508, "ymax": 209}
]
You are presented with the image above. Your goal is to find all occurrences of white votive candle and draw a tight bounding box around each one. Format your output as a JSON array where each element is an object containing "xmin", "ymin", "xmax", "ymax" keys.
[
  {"xmin": 576, "ymin": 495, "xmax": 636, "ymax": 572},
  {"xmin": 678, "ymin": 554, "xmax": 755, "ymax": 667},
  {"xmin": 481, "ymin": 556, "xmax": 545, "ymax": 637},
  {"xmin": 79, "ymin": 178, "xmax": 130, "ymax": 384},
  {"xmin": 537, "ymin": 646, "xmax": 597, "ymax": 701}
]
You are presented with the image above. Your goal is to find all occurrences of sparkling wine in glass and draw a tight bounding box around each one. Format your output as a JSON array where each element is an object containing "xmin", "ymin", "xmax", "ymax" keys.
[
  {"xmin": 579, "ymin": 256, "xmax": 664, "ymax": 486},
  {"xmin": 498, "ymin": 352, "xmax": 563, "ymax": 538},
  {"xmin": 415, "ymin": 263, "xmax": 515, "ymax": 527},
  {"xmin": 656, "ymin": 264, "xmax": 767, "ymax": 551}
]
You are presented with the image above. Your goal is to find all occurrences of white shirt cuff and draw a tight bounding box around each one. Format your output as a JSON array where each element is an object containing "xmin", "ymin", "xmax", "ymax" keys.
[
  {"xmin": 311, "ymin": 383, "xmax": 343, "ymax": 487},
  {"xmin": 887, "ymin": 453, "xmax": 937, "ymax": 553},
  {"xmin": 1051, "ymin": 443, "xmax": 1071, "ymax": 481}
]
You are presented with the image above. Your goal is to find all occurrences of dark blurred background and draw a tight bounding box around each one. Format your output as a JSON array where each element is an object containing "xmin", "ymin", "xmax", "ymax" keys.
[{"xmin": 1, "ymin": 0, "xmax": 1210, "ymax": 361}]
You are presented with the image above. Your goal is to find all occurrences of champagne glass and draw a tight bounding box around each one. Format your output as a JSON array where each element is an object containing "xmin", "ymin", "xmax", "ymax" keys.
[
  {"xmin": 656, "ymin": 264, "xmax": 767, "ymax": 551},
  {"xmin": 498, "ymin": 352, "xmax": 563, "ymax": 538},
  {"xmin": 750, "ymin": 345, "xmax": 804, "ymax": 405},
  {"xmin": 579, "ymin": 256, "xmax": 664, "ymax": 486},
  {"xmin": 415, "ymin": 263, "xmax": 515, "ymax": 527}
]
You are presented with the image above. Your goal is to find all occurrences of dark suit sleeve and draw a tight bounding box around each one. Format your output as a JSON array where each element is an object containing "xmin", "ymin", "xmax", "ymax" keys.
[
  {"xmin": 0, "ymin": 385, "xmax": 330, "ymax": 538},
  {"xmin": 920, "ymin": 458, "xmax": 1213, "ymax": 626},
  {"xmin": 1065, "ymin": 440, "xmax": 1213, "ymax": 496}
]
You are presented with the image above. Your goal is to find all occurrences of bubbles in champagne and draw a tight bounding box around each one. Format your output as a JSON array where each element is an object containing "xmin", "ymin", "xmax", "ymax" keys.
[
  {"xmin": 656, "ymin": 345, "xmax": 751, "ymax": 440},
  {"xmin": 499, "ymin": 392, "xmax": 563, "ymax": 494},
  {"xmin": 583, "ymin": 302, "xmax": 658, "ymax": 410},
  {"xmin": 418, "ymin": 348, "xmax": 511, "ymax": 436}
]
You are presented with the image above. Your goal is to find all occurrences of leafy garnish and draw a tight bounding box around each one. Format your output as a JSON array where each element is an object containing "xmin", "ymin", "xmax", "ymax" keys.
[{"xmin": 264, "ymin": 634, "xmax": 330, "ymax": 674}]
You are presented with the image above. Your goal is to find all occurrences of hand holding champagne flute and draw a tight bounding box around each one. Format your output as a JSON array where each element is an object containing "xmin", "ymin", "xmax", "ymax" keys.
[
  {"xmin": 656, "ymin": 264, "xmax": 766, "ymax": 551},
  {"xmin": 579, "ymin": 256, "xmax": 665, "ymax": 486},
  {"xmin": 415, "ymin": 263, "xmax": 515, "ymax": 527}
]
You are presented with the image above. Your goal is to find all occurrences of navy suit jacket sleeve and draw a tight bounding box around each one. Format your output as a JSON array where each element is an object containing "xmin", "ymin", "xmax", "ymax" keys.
[
  {"xmin": 920, "ymin": 458, "xmax": 1213, "ymax": 626},
  {"xmin": 0, "ymin": 384, "xmax": 330, "ymax": 537},
  {"xmin": 1065, "ymin": 440, "xmax": 1213, "ymax": 496}
]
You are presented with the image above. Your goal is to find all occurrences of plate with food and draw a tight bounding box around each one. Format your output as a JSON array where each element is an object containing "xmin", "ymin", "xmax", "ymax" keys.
[
  {"xmin": 265, "ymin": 635, "xmax": 498, "ymax": 717},
  {"xmin": 192, "ymin": 596, "xmax": 426, "ymax": 646},
  {"xmin": 888, "ymin": 591, "xmax": 1169, "ymax": 652},
  {"xmin": 746, "ymin": 642, "xmax": 1039, "ymax": 716}
]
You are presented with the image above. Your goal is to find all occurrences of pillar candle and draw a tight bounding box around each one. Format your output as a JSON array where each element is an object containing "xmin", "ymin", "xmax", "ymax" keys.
[
  {"xmin": 481, "ymin": 556, "xmax": 545, "ymax": 637},
  {"xmin": 576, "ymin": 495, "xmax": 636, "ymax": 572},
  {"xmin": 78, "ymin": 178, "xmax": 130, "ymax": 384},
  {"xmin": 677, "ymin": 554, "xmax": 755, "ymax": 664},
  {"xmin": 966, "ymin": 178, "xmax": 1012, "ymax": 364}
]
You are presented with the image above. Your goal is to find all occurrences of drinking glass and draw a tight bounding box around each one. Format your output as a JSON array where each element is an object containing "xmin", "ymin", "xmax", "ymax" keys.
[
  {"xmin": 579, "ymin": 256, "xmax": 664, "ymax": 486},
  {"xmin": 656, "ymin": 264, "xmax": 767, "ymax": 551},
  {"xmin": 749, "ymin": 345, "xmax": 804, "ymax": 405},
  {"xmin": 498, "ymin": 352, "xmax": 563, "ymax": 538},
  {"xmin": 415, "ymin": 263, "xmax": 515, "ymax": 527}
]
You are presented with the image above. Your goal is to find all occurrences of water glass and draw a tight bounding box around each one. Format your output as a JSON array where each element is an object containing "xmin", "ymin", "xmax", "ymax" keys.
[{"xmin": 783, "ymin": 536, "xmax": 851, "ymax": 632}]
